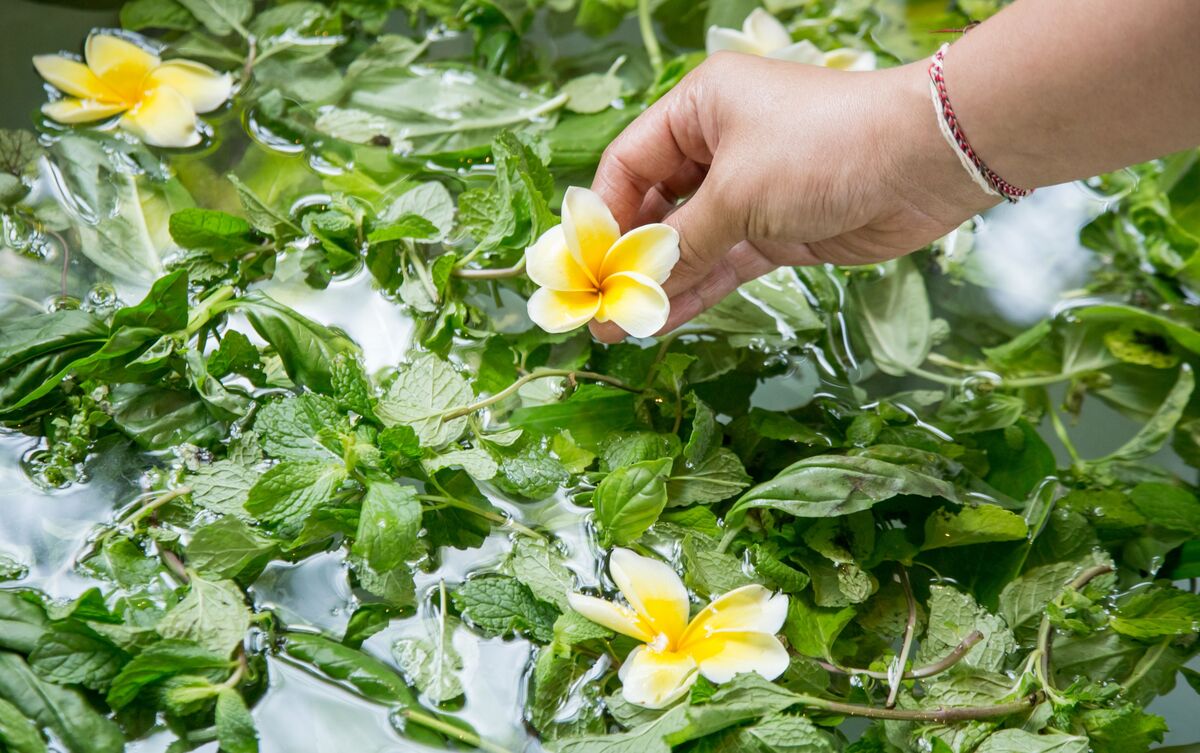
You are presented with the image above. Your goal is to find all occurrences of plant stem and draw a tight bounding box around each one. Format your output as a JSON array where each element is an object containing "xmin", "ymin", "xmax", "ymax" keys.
[
  {"xmin": 1047, "ymin": 401, "xmax": 1082, "ymax": 466},
  {"xmin": 886, "ymin": 568, "xmax": 917, "ymax": 708},
  {"xmin": 117, "ymin": 486, "xmax": 193, "ymax": 532},
  {"xmin": 417, "ymin": 494, "xmax": 544, "ymax": 540},
  {"xmin": 186, "ymin": 287, "xmax": 235, "ymax": 337},
  {"xmin": 1034, "ymin": 564, "xmax": 1114, "ymax": 705},
  {"xmin": 439, "ymin": 368, "xmax": 640, "ymax": 422},
  {"xmin": 452, "ymin": 257, "xmax": 526, "ymax": 280},
  {"xmin": 407, "ymin": 243, "xmax": 439, "ymax": 305},
  {"xmin": 1121, "ymin": 636, "xmax": 1171, "ymax": 693},
  {"xmin": 716, "ymin": 524, "xmax": 744, "ymax": 554},
  {"xmin": 795, "ymin": 692, "xmax": 1043, "ymax": 722},
  {"xmin": 160, "ymin": 549, "xmax": 190, "ymax": 584},
  {"xmin": 904, "ymin": 366, "xmax": 965, "ymax": 386},
  {"xmin": 637, "ymin": 0, "xmax": 664, "ymax": 77},
  {"xmin": 818, "ymin": 631, "xmax": 984, "ymax": 681},
  {"xmin": 400, "ymin": 709, "xmax": 515, "ymax": 753}
]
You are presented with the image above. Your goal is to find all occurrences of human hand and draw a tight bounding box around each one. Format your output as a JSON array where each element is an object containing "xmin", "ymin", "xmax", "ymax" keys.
[{"xmin": 588, "ymin": 52, "xmax": 998, "ymax": 343}]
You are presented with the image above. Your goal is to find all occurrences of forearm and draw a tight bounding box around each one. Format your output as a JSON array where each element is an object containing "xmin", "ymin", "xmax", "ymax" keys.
[{"xmin": 946, "ymin": 0, "xmax": 1200, "ymax": 189}]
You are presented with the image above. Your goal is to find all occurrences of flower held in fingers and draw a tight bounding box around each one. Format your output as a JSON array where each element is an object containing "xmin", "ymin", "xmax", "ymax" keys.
[
  {"xmin": 526, "ymin": 187, "xmax": 679, "ymax": 338},
  {"xmin": 706, "ymin": 9, "xmax": 876, "ymax": 71},
  {"xmin": 567, "ymin": 548, "xmax": 789, "ymax": 708},
  {"xmin": 34, "ymin": 34, "xmax": 232, "ymax": 148}
]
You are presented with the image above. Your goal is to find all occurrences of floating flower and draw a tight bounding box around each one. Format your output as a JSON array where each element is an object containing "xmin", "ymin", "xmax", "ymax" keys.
[
  {"xmin": 525, "ymin": 187, "xmax": 679, "ymax": 338},
  {"xmin": 33, "ymin": 34, "xmax": 232, "ymax": 148},
  {"xmin": 706, "ymin": 9, "xmax": 876, "ymax": 71},
  {"xmin": 567, "ymin": 548, "xmax": 789, "ymax": 708}
]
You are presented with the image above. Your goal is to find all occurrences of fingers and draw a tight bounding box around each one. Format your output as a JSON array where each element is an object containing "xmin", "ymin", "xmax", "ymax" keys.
[
  {"xmin": 590, "ymin": 69, "xmax": 717, "ymax": 232},
  {"xmin": 634, "ymin": 160, "xmax": 708, "ymax": 226}
]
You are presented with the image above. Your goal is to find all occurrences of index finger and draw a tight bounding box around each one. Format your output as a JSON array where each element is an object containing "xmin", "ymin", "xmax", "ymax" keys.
[{"xmin": 590, "ymin": 74, "xmax": 716, "ymax": 232}]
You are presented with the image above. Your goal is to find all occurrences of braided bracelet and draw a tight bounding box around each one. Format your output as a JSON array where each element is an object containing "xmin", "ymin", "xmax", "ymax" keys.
[{"xmin": 928, "ymin": 43, "xmax": 1032, "ymax": 203}]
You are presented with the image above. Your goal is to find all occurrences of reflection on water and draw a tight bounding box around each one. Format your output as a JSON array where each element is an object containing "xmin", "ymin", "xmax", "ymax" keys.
[
  {"xmin": 969, "ymin": 183, "xmax": 1107, "ymax": 325},
  {"xmin": 252, "ymin": 552, "xmax": 355, "ymax": 636}
]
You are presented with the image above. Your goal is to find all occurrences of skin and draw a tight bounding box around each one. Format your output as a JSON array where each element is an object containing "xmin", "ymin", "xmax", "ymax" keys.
[{"xmin": 588, "ymin": 0, "xmax": 1200, "ymax": 343}]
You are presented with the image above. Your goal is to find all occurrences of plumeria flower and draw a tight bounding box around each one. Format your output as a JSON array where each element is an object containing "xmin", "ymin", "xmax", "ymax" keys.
[
  {"xmin": 706, "ymin": 9, "xmax": 876, "ymax": 71},
  {"xmin": 525, "ymin": 187, "xmax": 679, "ymax": 338},
  {"xmin": 33, "ymin": 34, "xmax": 232, "ymax": 148},
  {"xmin": 567, "ymin": 548, "xmax": 789, "ymax": 708}
]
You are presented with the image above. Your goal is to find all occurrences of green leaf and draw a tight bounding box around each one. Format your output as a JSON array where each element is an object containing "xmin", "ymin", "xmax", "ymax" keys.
[
  {"xmin": 1128, "ymin": 482, "xmax": 1200, "ymax": 534},
  {"xmin": 508, "ymin": 536, "xmax": 576, "ymax": 610},
  {"xmin": 744, "ymin": 713, "xmax": 838, "ymax": 753},
  {"xmin": 28, "ymin": 622, "xmax": 129, "ymax": 691},
  {"xmin": 1079, "ymin": 704, "xmax": 1167, "ymax": 753},
  {"xmin": 849, "ymin": 257, "xmax": 932, "ymax": 376},
  {"xmin": 0, "ymin": 695, "xmax": 47, "ymax": 753},
  {"xmin": 169, "ymin": 208, "xmax": 257, "ymax": 255},
  {"xmin": 283, "ymin": 632, "xmax": 418, "ymax": 706},
  {"xmin": 749, "ymin": 546, "xmax": 810, "ymax": 594},
  {"xmin": 216, "ymin": 688, "xmax": 259, "ymax": 753},
  {"xmin": 254, "ymin": 393, "xmax": 347, "ymax": 461},
  {"xmin": 352, "ymin": 480, "xmax": 421, "ymax": 572},
  {"xmin": 668, "ymin": 448, "xmax": 751, "ymax": 506},
  {"xmin": 0, "ymin": 593, "xmax": 48, "ymax": 654},
  {"xmin": 238, "ymin": 291, "xmax": 360, "ymax": 394},
  {"xmin": 601, "ymin": 433, "xmax": 681, "ymax": 472},
  {"xmin": 562, "ymin": 73, "xmax": 622, "ymax": 114},
  {"xmin": 553, "ymin": 609, "xmax": 613, "ymax": 647},
  {"xmin": 245, "ymin": 460, "xmax": 348, "ymax": 531},
  {"xmin": 375, "ymin": 353, "xmax": 472, "ymax": 447},
  {"xmin": 380, "ymin": 183, "xmax": 455, "ymax": 239},
  {"xmin": 922, "ymin": 505, "xmax": 1028, "ymax": 550},
  {"xmin": 121, "ymin": 0, "xmax": 197, "ymax": 30},
  {"xmin": 392, "ymin": 611, "xmax": 464, "ymax": 703},
  {"xmin": 510, "ymin": 386, "xmax": 639, "ymax": 448},
  {"xmin": 452, "ymin": 576, "xmax": 558, "ymax": 642},
  {"xmin": 156, "ymin": 573, "xmax": 251, "ymax": 656},
  {"xmin": 185, "ymin": 517, "xmax": 277, "ymax": 578},
  {"xmin": 593, "ymin": 458, "xmax": 672, "ymax": 547},
  {"xmin": 783, "ymin": 593, "xmax": 855, "ymax": 661},
  {"xmin": 0, "ymin": 652, "xmax": 123, "ymax": 753},
  {"xmin": 1091, "ymin": 364, "xmax": 1193, "ymax": 465},
  {"xmin": 191, "ymin": 459, "xmax": 259, "ymax": 519},
  {"xmin": 1110, "ymin": 586, "xmax": 1200, "ymax": 639},
  {"xmin": 998, "ymin": 555, "xmax": 1112, "ymax": 631},
  {"xmin": 682, "ymin": 534, "xmax": 759, "ymax": 599},
  {"xmin": 729, "ymin": 454, "xmax": 959, "ymax": 525},
  {"xmin": 915, "ymin": 585, "xmax": 1015, "ymax": 673},
  {"xmin": 175, "ymin": 0, "xmax": 251, "ymax": 35},
  {"xmin": 694, "ymin": 268, "xmax": 824, "ymax": 347}
]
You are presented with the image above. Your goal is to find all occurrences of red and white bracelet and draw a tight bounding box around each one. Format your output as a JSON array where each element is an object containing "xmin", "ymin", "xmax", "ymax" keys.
[{"xmin": 928, "ymin": 43, "xmax": 1032, "ymax": 203}]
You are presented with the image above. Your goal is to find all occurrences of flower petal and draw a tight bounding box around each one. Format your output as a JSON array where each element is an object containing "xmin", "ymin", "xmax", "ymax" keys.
[
  {"xmin": 527, "ymin": 288, "xmax": 601, "ymax": 333},
  {"xmin": 567, "ymin": 593, "xmax": 654, "ymax": 643},
  {"xmin": 146, "ymin": 60, "xmax": 232, "ymax": 114},
  {"xmin": 742, "ymin": 8, "xmax": 793, "ymax": 52},
  {"xmin": 42, "ymin": 99, "xmax": 128, "ymax": 124},
  {"xmin": 618, "ymin": 646, "xmax": 698, "ymax": 709},
  {"xmin": 767, "ymin": 40, "xmax": 826, "ymax": 65},
  {"xmin": 595, "ymin": 272, "xmax": 670, "ymax": 339},
  {"xmin": 525, "ymin": 225, "xmax": 596, "ymax": 292},
  {"xmin": 686, "ymin": 632, "xmax": 790, "ymax": 684},
  {"xmin": 599, "ymin": 224, "xmax": 680, "ymax": 285},
  {"xmin": 119, "ymin": 86, "xmax": 201, "ymax": 148},
  {"xmin": 822, "ymin": 49, "xmax": 877, "ymax": 72},
  {"xmin": 705, "ymin": 27, "xmax": 763, "ymax": 56},
  {"xmin": 85, "ymin": 34, "xmax": 160, "ymax": 102},
  {"xmin": 562, "ymin": 186, "xmax": 619, "ymax": 283},
  {"xmin": 32, "ymin": 55, "xmax": 119, "ymax": 101},
  {"xmin": 608, "ymin": 549, "xmax": 690, "ymax": 643},
  {"xmin": 679, "ymin": 585, "xmax": 788, "ymax": 647}
]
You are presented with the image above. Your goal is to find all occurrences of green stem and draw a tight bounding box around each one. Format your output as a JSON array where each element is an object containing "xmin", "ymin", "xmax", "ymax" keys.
[
  {"xmin": 186, "ymin": 286, "xmax": 235, "ymax": 337},
  {"xmin": 439, "ymin": 368, "xmax": 640, "ymax": 422},
  {"xmin": 818, "ymin": 631, "xmax": 983, "ymax": 681},
  {"xmin": 716, "ymin": 524, "xmax": 744, "ymax": 554},
  {"xmin": 407, "ymin": 243, "xmax": 439, "ymax": 305},
  {"xmin": 1121, "ymin": 637, "xmax": 1171, "ymax": 693},
  {"xmin": 401, "ymin": 709, "xmax": 515, "ymax": 753},
  {"xmin": 1034, "ymin": 564, "xmax": 1114, "ymax": 705},
  {"xmin": 637, "ymin": 0, "xmax": 664, "ymax": 77},
  {"xmin": 453, "ymin": 257, "xmax": 526, "ymax": 280},
  {"xmin": 1047, "ymin": 400, "xmax": 1082, "ymax": 467},
  {"xmin": 417, "ymin": 495, "xmax": 544, "ymax": 540},
  {"xmin": 886, "ymin": 568, "xmax": 917, "ymax": 708},
  {"xmin": 116, "ymin": 486, "xmax": 193, "ymax": 532},
  {"xmin": 904, "ymin": 366, "xmax": 965, "ymax": 386},
  {"xmin": 794, "ymin": 692, "xmax": 1043, "ymax": 722}
]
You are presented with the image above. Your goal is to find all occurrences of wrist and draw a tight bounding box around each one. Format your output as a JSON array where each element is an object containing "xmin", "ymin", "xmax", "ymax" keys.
[{"xmin": 872, "ymin": 60, "xmax": 999, "ymax": 225}]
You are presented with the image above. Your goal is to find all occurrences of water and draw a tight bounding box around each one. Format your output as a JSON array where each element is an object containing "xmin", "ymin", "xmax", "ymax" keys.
[{"xmin": 1, "ymin": 0, "xmax": 1197, "ymax": 749}]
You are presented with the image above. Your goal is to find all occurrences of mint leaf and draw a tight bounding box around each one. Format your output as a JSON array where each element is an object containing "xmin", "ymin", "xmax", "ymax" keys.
[
  {"xmin": 185, "ymin": 517, "xmax": 277, "ymax": 579},
  {"xmin": 0, "ymin": 653, "xmax": 123, "ymax": 753},
  {"xmin": 352, "ymin": 481, "xmax": 421, "ymax": 572},
  {"xmin": 783, "ymin": 592, "xmax": 855, "ymax": 661},
  {"xmin": 245, "ymin": 460, "xmax": 348, "ymax": 531},
  {"xmin": 1110, "ymin": 586, "xmax": 1200, "ymax": 639},
  {"xmin": 28, "ymin": 622, "xmax": 129, "ymax": 691},
  {"xmin": 593, "ymin": 458, "xmax": 672, "ymax": 547},
  {"xmin": 392, "ymin": 610, "xmax": 463, "ymax": 703},
  {"xmin": 376, "ymin": 353, "xmax": 472, "ymax": 447},
  {"xmin": 107, "ymin": 640, "xmax": 231, "ymax": 709},
  {"xmin": 507, "ymin": 536, "xmax": 576, "ymax": 610},
  {"xmin": 922, "ymin": 505, "xmax": 1028, "ymax": 550},
  {"xmin": 916, "ymin": 585, "xmax": 1015, "ymax": 673},
  {"xmin": 254, "ymin": 394, "xmax": 347, "ymax": 461},
  {"xmin": 169, "ymin": 208, "xmax": 258, "ymax": 256},
  {"xmin": 216, "ymin": 688, "xmax": 259, "ymax": 753},
  {"xmin": 453, "ymin": 576, "xmax": 558, "ymax": 642},
  {"xmin": 667, "ymin": 447, "xmax": 751, "ymax": 505},
  {"xmin": 157, "ymin": 574, "xmax": 251, "ymax": 656},
  {"xmin": 0, "ymin": 695, "xmax": 46, "ymax": 753}
]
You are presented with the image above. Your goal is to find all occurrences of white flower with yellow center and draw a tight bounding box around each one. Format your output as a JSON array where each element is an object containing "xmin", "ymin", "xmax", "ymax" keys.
[
  {"xmin": 525, "ymin": 187, "xmax": 679, "ymax": 338},
  {"xmin": 568, "ymin": 548, "xmax": 789, "ymax": 709},
  {"xmin": 33, "ymin": 34, "xmax": 232, "ymax": 148},
  {"xmin": 706, "ymin": 9, "xmax": 877, "ymax": 71}
]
